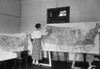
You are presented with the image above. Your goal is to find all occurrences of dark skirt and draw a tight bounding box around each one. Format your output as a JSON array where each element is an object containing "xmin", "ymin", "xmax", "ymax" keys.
[{"xmin": 32, "ymin": 38, "xmax": 42, "ymax": 60}]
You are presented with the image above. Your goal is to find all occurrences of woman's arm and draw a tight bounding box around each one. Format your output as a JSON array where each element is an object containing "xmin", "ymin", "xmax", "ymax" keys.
[{"xmin": 42, "ymin": 26, "xmax": 52, "ymax": 36}]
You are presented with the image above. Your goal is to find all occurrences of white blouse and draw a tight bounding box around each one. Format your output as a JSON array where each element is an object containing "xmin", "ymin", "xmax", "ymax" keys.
[
  {"xmin": 31, "ymin": 28, "xmax": 48, "ymax": 39},
  {"xmin": 31, "ymin": 30, "xmax": 42, "ymax": 39}
]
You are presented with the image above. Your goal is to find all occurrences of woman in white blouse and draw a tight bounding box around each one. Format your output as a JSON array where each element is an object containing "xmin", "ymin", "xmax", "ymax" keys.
[{"xmin": 31, "ymin": 23, "xmax": 49, "ymax": 65}]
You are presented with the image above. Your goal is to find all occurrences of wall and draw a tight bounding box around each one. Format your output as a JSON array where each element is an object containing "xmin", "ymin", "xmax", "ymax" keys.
[
  {"xmin": 21, "ymin": 0, "xmax": 100, "ymax": 61},
  {"xmin": 21, "ymin": 0, "xmax": 100, "ymax": 34},
  {"xmin": 0, "ymin": 0, "xmax": 21, "ymax": 33}
]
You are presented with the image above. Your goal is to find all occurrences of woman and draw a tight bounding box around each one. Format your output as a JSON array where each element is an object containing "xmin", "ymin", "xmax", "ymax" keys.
[{"xmin": 31, "ymin": 23, "xmax": 49, "ymax": 65}]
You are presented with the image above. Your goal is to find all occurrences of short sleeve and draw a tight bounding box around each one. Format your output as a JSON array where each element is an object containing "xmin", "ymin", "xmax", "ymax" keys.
[
  {"xmin": 31, "ymin": 30, "xmax": 42, "ymax": 39},
  {"xmin": 31, "ymin": 31, "xmax": 35, "ymax": 39}
]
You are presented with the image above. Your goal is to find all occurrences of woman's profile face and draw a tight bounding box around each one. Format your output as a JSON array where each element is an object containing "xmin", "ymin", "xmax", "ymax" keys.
[{"xmin": 36, "ymin": 27, "xmax": 41, "ymax": 30}]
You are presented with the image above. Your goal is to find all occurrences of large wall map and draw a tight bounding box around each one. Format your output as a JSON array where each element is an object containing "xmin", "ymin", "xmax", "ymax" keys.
[
  {"xmin": 42, "ymin": 22, "xmax": 100, "ymax": 54},
  {"xmin": 0, "ymin": 33, "xmax": 28, "ymax": 52}
]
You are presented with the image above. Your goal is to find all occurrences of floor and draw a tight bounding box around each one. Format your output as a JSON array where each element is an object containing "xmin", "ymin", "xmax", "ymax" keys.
[{"xmin": 0, "ymin": 56, "xmax": 100, "ymax": 69}]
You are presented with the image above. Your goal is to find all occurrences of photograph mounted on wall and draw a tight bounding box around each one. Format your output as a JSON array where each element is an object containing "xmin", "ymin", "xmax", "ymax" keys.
[{"xmin": 47, "ymin": 6, "xmax": 70, "ymax": 24}]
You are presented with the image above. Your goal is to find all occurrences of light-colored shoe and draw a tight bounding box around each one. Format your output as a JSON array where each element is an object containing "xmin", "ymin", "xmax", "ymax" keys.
[
  {"xmin": 32, "ymin": 60, "xmax": 35, "ymax": 64},
  {"xmin": 35, "ymin": 63, "xmax": 38, "ymax": 65},
  {"xmin": 35, "ymin": 60, "xmax": 39, "ymax": 65}
]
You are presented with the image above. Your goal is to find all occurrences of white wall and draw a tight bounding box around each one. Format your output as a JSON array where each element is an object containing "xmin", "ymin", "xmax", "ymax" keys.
[
  {"xmin": 0, "ymin": 0, "xmax": 21, "ymax": 33},
  {"xmin": 21, "ymin": 0, "xmax": 100, "ymax": 61},
  {"xmin": 21, "ymin": 0, "xmax": 57, "ymax": 34},
  {"xmin": 21, "ymin": 0, "xmax": 100, "ymax": 34},
  {"xmin": 80, "ymin": 0, "xmax": 100, "ymax": 22}
]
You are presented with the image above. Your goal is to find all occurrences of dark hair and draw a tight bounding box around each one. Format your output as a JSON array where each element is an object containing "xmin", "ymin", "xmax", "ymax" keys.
[{"xmin": 35, "ymin": 23, "xmax": 41, "ymax": 29}]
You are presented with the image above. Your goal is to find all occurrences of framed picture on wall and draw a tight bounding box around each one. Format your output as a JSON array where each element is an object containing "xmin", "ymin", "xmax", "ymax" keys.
[{"xmin": 47, "ymin": 6, "xmax": 70, "ymax": 24}]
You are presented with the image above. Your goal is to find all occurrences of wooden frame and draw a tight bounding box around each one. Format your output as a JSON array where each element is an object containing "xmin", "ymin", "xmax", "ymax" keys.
[{"xmin": 39, "ymin": 51, "xmax": 52, "ymax": 67}]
